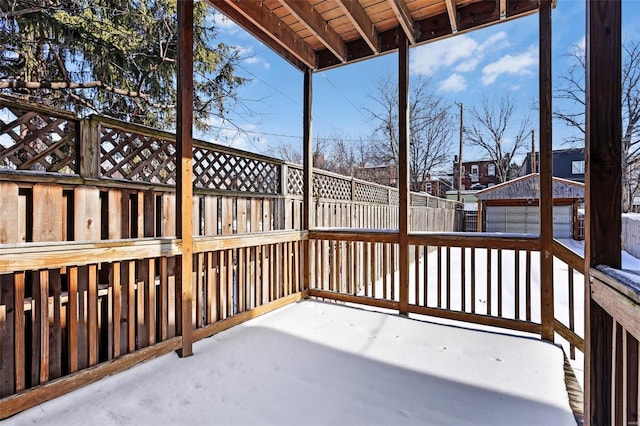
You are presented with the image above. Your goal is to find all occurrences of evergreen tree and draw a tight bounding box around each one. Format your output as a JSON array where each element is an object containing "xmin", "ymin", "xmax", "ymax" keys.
[{"xmin": 0, "ymin": 0, "xmax": 245, "ymax": 131}]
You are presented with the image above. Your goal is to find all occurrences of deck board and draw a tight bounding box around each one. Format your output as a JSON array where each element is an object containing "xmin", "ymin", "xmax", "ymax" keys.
[{"xmin": 9, "ymin": 300, "xmax": 576, "ymax": 425}]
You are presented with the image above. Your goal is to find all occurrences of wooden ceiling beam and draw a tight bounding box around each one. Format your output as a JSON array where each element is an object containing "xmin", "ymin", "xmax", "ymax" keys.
[
  {"xmin": 445, "ymin": 0, "xmax": 458, "ymax": 33},
  {"xmin": 280, "ymin": 0, "xmax": 347, "ymax": 62},
  {"xmin": 210, "ymin": 0, "xmax": 316, "ymax": 70},
  {"xmin": 387, "ymin": 0, "xmax": 416, "ymax": 44},
  {"xmin": 499, "ymin": 0, "xmax": 507, "ymax": 19},
  {"xmin": 335, "ymin": 0, "xmax": 379, "ymax": 54}
]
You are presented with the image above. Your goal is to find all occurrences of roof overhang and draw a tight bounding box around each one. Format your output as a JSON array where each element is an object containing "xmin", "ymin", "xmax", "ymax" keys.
[{"xmin": 208, "ymin": 0, "xmax": 542, "ymax": 72}]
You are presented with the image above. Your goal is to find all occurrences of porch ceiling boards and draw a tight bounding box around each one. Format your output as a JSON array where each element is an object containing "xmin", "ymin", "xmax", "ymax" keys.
[{"xmin": 208, "ymin": 0, "xmax": 541, "ymax": 71}]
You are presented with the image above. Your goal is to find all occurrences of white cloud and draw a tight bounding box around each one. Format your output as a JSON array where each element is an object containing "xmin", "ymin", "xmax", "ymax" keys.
[
  {"xmin": 455, "ymin": 57, "xmax": 481, "ymax": 73},
  {"xmin": 438, "ymin": 74, "xmax": 467, "ymax": 92},
  {"xmin": 214, "ymin": 12, "xmax": 242, "ymax": 34},
  {"xmin": 410, "ymin": 31, "xmax": 510, "ymax": 76},
  {"xmin": 235, "ymin": 46, "xmax": 271, "ymax": 69},
  {"xmin": 411, "ymin": 36, "xmax": 478, "ymax": 76},
  {"xmin": 244, "ymin": 56, "xmax": 270, "ymax": 69},
  {"xmin": 481, "ymin": 46, "xmax": 538, "ymax": 85}
]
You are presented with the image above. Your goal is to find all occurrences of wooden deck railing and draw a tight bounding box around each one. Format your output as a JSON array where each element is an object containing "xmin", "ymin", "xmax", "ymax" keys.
[
  {"xmin": 589, "ymin": 267, "xmax": 640, "ymax": 424},
  {"xmin": 0, "ymin": 98, "xmax": 462, "ymax": 418},
  {"xmin": 309, "ymin": 230, "xmax": 543, "ymax": 334},
  {"xmin": 553, "ymin": 240, "xmax": 585, "ymax": 359},
  {"xmin": 309, "ymin": 231, "xmax": 589, "ymax": 359}
]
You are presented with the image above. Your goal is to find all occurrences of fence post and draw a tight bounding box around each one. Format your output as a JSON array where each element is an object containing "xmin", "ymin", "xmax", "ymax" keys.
[
  {"xmin": 78, "ymin": 117, "xmax": 100, "ymax": 179},
  {"xmin": 281, "ymin": 163, "xmax": 288, "ymax": 197}
]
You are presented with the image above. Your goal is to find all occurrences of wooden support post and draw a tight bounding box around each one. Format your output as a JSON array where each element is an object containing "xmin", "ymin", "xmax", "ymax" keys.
[
  {"xmin": 78, "ymin": 117, "xmax": 100, "ymax": 179},
  {"xmin": 585, "ymin": 1, "xmax": 622, "ymax": 425},
  {"xmin": 176, "ymin": 0, "xmax": 194, "ymax": 358},
  {"xmin": 303, "ymin": 67, "xmax": 313, "ymax": 294},
  {"xmin": 539, "ymin": 0, "xmax": 554, "ymax": 342},
  {"xmin": 398, "ymin": 33, "xmax": 410, "ymax": 316}
]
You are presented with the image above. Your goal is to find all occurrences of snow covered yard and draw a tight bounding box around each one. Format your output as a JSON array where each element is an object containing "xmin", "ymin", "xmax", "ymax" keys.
[{"xmin": 9, "ymin": 300, "xmax": 576, "ymax": 426}]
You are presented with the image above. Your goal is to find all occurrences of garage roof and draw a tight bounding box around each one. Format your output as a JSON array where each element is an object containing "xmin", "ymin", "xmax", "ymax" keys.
[
  {"xmin": 209, "ymin": 0, "xmax": 543, "ymax": 71},
  {"xmin": 476, "ymin": 173, "xmax": 584, "ymax": 201}
]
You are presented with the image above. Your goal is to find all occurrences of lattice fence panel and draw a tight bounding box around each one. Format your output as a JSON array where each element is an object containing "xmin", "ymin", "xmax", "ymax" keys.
[
  {"xmin": 354, "ymin": 181, "xmax": 389, "ymax": 204},
  {"xmin": 287, "ymin": 166, "xmax": 304, "ymax": 197},
  {"xmin": 411, "ymin": 193, "xmax": 428, "ymax": 206},
  {"xmin": 193, "ymin": 147, "xmax": 280, "ymax": 194},
  {"xmin": 389, "ymin": 190, "xmax": 400, "ymax": 205},
  {"xmin": 100, "ymin": 126, "xmax": 176, "ymax": 184},
  {"xmin": 0, "ymin": 106, "xmax": 77, "ymax": 173},
  {"xmin": 314, "ymin": 172, "xmax": 351, "ymax": 201}
]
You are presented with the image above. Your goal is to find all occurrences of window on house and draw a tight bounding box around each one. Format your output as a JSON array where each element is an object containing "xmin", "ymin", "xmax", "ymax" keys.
[
  {"xmin": 471, "ymin": 165, "xmax": 479, "ymax": 182},
  {"xmin": 572, "ymin": 160, "xmax": 585, "ymax": 174},
  {"xmin": 487, "ymin": 164, "xmax": 495, "ymax": 176}
]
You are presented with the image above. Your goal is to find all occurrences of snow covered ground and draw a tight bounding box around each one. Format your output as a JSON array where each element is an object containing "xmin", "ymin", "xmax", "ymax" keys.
[{"xmin": 9, "ymin": 300, "xmax": 575, "ymax": 426}]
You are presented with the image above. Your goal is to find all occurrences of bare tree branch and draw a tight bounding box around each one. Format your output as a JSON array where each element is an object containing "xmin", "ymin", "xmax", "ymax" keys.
[{"xmin": 466, "ymin": 94, "xmax": 532, "ymax": 183}]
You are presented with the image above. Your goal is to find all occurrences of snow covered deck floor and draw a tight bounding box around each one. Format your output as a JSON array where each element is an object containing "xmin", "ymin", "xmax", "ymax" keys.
[{"xmin": 10, "ymin": 300, "xmax": 576, "ymax": 426}]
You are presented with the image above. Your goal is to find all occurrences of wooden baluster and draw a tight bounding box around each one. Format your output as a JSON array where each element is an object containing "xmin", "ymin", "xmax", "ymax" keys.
[
  {"xmin": 486, "ymin": 249, "xmax": 492, "ymax": 316},
  {"xmin": 437, "ymin": 247, "xmax": 442, "ymax": 308},
  {"xmin": 515, "ymin": 250, "xmax": 520, "ymax": 320},
  {"xmin": 526, "ymin": 251, "xmax": 532, "ymax": 322},
  {"xmin": 423, "ymin": 245, "xmax": 429, "ymax": 307},
  {"xmin": 471, "ymin": 248, "xmax": 476, "ymax": 314},
  {"xmin": 87, "ymin": 264, "xmax": 98, "ymax": 366},
  {"xmin": 461, "ymin": 247, "xmax": 466, "ymax": 312},
  {"xmin": 568, "ymin": 266, "xmax": 575, "ymax": 359},
  {"xmin": 497, "ymin": 250, "xmax": 503, "ymax": 318},
  {"xmin": 446, "ymin": 246, "xmax": 451, "ymax": 310},
  {"xmin": 146, "ymin": 259, "xmax": 156, "ymax": 345},
  {"xmin": 112, "ymin": 263, "xmax": 121, "ymax": 358},
  {"xmin": 14, "ymin": 272, "xmax": 25, "ymax": 392}
]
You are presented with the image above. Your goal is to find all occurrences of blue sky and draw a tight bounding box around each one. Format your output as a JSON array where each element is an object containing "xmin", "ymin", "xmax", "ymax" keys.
[{"xmin": 204, "ymin": 0, "xmax": 640, "ymax": 171}]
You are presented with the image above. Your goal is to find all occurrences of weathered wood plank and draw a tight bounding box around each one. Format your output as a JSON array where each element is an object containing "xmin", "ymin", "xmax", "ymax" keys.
[
  {"xmin": 13, "ymin": 272, "xmax": 25, "ymax": 392},
  {"xmin": 111, "ymin": 263, "xmax": 121, "ymax": 358},
  {"xmin": 0, "ymin": 275, "xmax": 15, "ymax": 397},
  {"xmin": 87, "ymin": 264, "xmax": 98, "ymax": 366},
  {"xmin": 74, "ymin": 187, "xmax": 101, "ymax": 241},
  {"xmin": 204, "ymin": 196, "xmax": 218, "ymax": 236},
  {"xmin": 159, "ymin": 257, "xmax": 169, "ymax": 341},
  {"xmin": 0, "ymin": 239, "xmax": 181, "ymax": 274},
  {"xmin": 32, "ymin": 184, "xmax": 63, "ymax": 242},
  {"xmin": 0, "ymin": 182, "xmax": 19, "ymax": 244}
]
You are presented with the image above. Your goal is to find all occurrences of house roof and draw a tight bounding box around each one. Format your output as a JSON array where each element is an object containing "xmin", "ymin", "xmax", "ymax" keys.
[
  {"xmin": 209, "ymin": 0, "xmax": 544, "ymax": 71},
  {"xmin": 476, "ymin": 173, "xmax": 584, "ymax": 201}
]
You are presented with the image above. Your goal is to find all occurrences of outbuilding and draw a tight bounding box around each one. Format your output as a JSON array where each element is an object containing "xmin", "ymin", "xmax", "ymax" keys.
[{"xmin": 476, "ymin": 173, "xmax": 584, "ymax": 239}]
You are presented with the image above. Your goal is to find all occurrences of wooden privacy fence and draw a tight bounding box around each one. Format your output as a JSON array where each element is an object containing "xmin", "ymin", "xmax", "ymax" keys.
[{"xmin": 0, "ymin": 98, "xmax": 459, "ymax": 416}]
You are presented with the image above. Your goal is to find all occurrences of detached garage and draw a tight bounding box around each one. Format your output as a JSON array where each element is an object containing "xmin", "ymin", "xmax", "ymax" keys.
[{"xmin": 476, "ymin": 174, "xmax": 584, "ymax": 239}]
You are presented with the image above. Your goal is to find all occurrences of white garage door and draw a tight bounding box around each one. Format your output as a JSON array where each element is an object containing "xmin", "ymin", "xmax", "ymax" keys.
[{"xmin": 485, "ymin": 205, "xmax": 572, "ymax": 238}]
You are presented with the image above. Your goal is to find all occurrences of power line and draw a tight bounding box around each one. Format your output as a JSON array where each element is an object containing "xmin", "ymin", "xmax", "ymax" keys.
[
  {"xmin": 214, "ymin": 125, "xmax": 368, "ymax": 143},
  {"xmin": 319, "ymin": 72, "xmax": 367, "ymax": 117}
]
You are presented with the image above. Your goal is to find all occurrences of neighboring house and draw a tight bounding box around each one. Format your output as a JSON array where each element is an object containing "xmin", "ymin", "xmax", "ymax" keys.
[
  {"xmin": 354, "ymin": 163, "xmax": 398, "ymax": 187},
  {"xmin": 453, "ymin": 157, "xmax": 503, "ymax": 190},
  {"xmin": 520, "ymin": 148, "xmax": 585, "ymax": 183},
  {"xmin": 475, "ymin": 173, "xmax": 585, "ymax": 239},
  {"xmin": 423, "ymin": 177, "xmax": 453, "ymax": 198}
]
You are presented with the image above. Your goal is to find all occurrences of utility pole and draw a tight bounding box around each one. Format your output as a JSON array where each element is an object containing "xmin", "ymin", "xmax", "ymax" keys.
[
  {"xmin": 531, "ymin": 130, "xmax": 536, "ymax": 174},
  {"xmin": 455, "ymin": 102, "xmax": 464, "ymax": 202}
]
